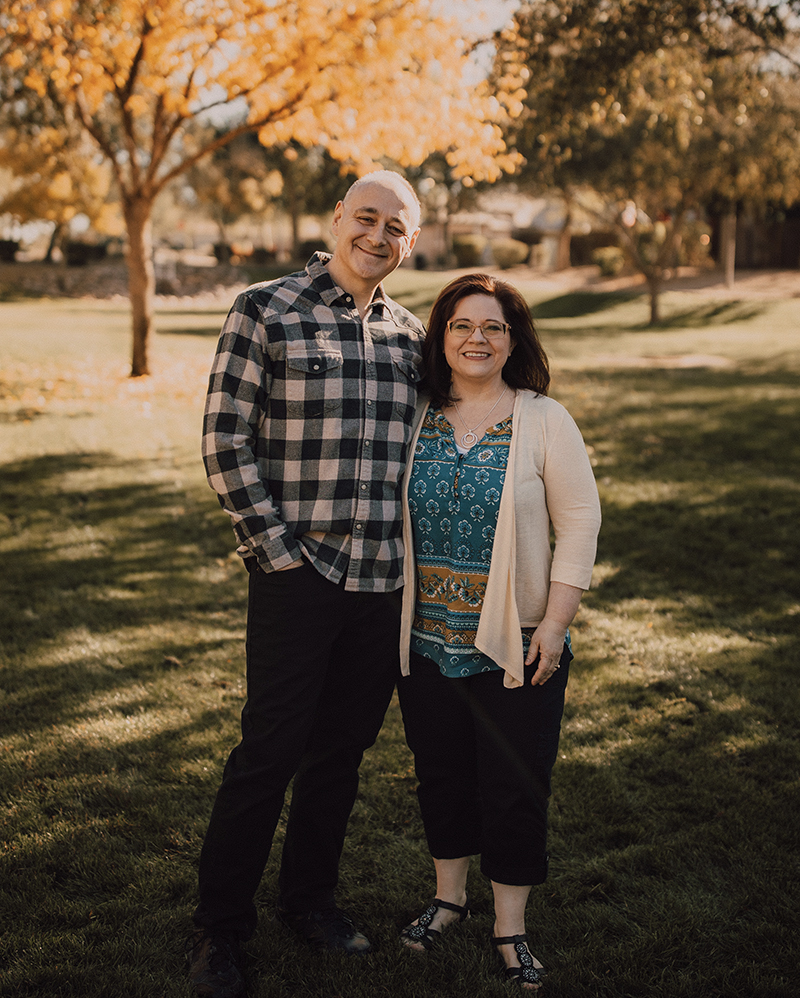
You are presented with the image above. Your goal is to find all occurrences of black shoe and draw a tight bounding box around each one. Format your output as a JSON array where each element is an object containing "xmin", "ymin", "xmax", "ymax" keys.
[
  {"xmin": 186, "ymin": 930, "xmax": 247, "ymax": 998},
  {"xmin": 275, "ymin": 904, "xmax": 372, "ymax": 954}
]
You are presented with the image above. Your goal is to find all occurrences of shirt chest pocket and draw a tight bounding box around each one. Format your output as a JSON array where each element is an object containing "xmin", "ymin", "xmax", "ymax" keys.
[
  {"xmin": 390, "ymin": 354, "xmax": 420, "ymax": 420},
  {"xmin": 284, "ymin": 345, "xmax": 344, "ymax": 417}
]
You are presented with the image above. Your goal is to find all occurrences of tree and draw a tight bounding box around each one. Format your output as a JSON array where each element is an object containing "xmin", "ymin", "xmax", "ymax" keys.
[
  {"xmin": 0, "ymin": 124, "xmax": 120, "ymax": 259},
  {"xmin": 495, "ymin": 0, "xmax": 800, "ymax": 320},
  {"xmin": 1, "ymin": 0, "xmax": 520, "ymax": 376},
  {"xmin": 187, "ymin": 134, "xmax": 358, "ymax": 259}
]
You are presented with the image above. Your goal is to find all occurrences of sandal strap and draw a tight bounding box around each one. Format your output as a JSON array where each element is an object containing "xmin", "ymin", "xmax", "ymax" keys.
[
  {"xmin": 491, "ymin": 932, "xmax": 529, "ymax": 947},
  {"xmin": 507, "ymin": 963, "xmax": 545, "ymax": 985},
  {"xmin": 401, "ymin": 895, "xmax": 470, "ymax": 949},
  {"xmin": 492, "ymin": 933, "xmax": 545, "ymax": 985},
  {"xmin": 429, "ymin": 896, "xmax": 470, "ymax": 918}
]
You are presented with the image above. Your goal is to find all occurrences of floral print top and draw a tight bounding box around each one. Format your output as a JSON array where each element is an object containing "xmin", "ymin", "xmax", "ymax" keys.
[{"xmin": 408, "ymin": 406, "xmax": 535, "ymax": 677}]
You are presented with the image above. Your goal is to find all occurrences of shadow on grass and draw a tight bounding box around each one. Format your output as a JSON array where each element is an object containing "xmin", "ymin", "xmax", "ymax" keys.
[
  {"xmin": 2, "ymin": 356, "xmax": 799, "ymax": 996},
  {"xmin": 531, "ymin": 289, "xmax": 641, "ymax": 319},
  {"xmin": 581, "ymin": 364, "xmax": 799, "ymax": 630},
  {"xmin": 157, "ymin": 326, "xmax": 224, "ymax": 337},
  {"xmin": 0, "ymin": 451, "xmax": 245, "ymax": 731},
  {"xmin": 530, "ymin": 289, "xmax": 767, "ymax": 332},
  {"xmin": 631, "ymin": 300, "xmax": 767, "ymax": 330}
]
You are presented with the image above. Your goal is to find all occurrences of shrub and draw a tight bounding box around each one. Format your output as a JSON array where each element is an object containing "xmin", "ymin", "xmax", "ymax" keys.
[
  {"xmin": 491, "ymin": 238, "xmax": 530, "ymax": 270},
  {"xmin": 64, "ymin": 241, "xmax": 107, "ymax": 267},
  {"xmin": 297, "ymin": 239, "xmax": 330, "ymax": 259},
  {"xmin": 0, "ymin": 239, "xmax": 19, "ymax": 262},
  {"xmin": 452, "ymin": 233, "xmax": 487, "ymax": 267},
  {"xmin": 592, "ymin": 245, "xmax": 626, "ymax": 277}
]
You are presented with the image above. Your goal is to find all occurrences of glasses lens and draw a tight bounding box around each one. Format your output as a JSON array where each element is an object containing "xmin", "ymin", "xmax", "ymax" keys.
[
  {"xmin": 483, "ymin": 323, "xmax": 505, "ymax": 337},
  {"xmin": 450, "ymin": 320, "xmax": 473, "ymax": 334}
]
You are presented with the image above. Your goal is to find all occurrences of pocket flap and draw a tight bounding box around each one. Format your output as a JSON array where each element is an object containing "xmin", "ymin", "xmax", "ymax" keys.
[{"xmin": 286, "ymin": 345, "xmax": 344, "ymax": 374}]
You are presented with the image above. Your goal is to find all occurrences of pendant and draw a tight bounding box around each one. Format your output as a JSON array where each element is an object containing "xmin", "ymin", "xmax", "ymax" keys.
[{"xmin": 461, "ymin": 431, "xmax": 478, "ymax": 448}]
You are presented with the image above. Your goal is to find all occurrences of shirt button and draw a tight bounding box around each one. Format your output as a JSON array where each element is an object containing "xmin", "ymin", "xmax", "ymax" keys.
[
  {"xmin": 366, "ymin": 399, "xmax": 373, "ymax": 406},
  {"xmin": 312, "ymin": 364, "xmax": 320, "ymax": 371},
  {"xmin": 364, "ymin": 441, "xmax": 370, "ymax": 447},
  {"xmin": 355, "ymin": 523, "xmax": 363, "ymax": 531},
  {"xmin": 361, "ymin": 484, "xmax": 368, "ymax": 490}
]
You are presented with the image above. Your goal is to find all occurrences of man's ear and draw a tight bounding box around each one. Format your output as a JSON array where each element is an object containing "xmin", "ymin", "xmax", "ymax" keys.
[
  {"xmin": 331, "ymin": 201, "xmax": 344, "ymax": 237},
  {"xmin": 404, "ymin": 227, "xmax": 421, "ymax": 259}
]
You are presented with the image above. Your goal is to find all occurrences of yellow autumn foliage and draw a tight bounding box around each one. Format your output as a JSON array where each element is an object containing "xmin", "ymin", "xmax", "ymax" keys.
[{"xmin": 4, "ymin": 0, "xmax": 519, "ymax": 184}]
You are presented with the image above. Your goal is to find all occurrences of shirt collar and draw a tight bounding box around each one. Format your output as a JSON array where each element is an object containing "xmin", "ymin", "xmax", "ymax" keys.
[{"xmin": 305, "ymin": 251, "xmax": 397, "ymax": 320}]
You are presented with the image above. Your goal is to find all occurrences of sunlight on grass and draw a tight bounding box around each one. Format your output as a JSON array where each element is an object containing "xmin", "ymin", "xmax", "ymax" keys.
[{"xmin": 1, "ymin": 280, "xmax": 799, "ymax": 997}]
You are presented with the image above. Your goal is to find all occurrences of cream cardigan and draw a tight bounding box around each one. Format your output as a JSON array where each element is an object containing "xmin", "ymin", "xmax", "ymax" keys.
[{"xmin": 399, "ymin": 390, "xmax": 602, "ymax": 688}]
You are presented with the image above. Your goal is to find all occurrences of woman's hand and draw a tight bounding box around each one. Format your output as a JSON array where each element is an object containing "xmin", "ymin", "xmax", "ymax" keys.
[
  {"xmin": 525, "ymin": 618, "xmax": 567, "ymax": 685},
  {"xmin": 525, "ymin": 582, "xmax": 585, "ymax": 685}
]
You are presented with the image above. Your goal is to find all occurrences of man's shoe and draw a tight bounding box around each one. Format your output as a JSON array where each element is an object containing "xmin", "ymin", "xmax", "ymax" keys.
[
  {"xmin": 275, "ymin": 904, "xmax": 372, "ymax": 954},
  {"xmin": 187, "ymin": 930, "xmax": 247, "ymax": 998}
]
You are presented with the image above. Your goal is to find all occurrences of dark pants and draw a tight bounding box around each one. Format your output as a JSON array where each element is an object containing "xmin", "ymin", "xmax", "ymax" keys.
[
  {"xmin": 398, "ymin": 646, "xmax": 571, "ymax": 886},
  {"xmin": 194, "ymin": 561, "xmax": 400, "ymax": 940}
]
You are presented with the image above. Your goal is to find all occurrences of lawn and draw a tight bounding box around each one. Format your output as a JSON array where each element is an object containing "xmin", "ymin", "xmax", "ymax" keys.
[{"xmin": 1, "ymin": 271, "xmax": 799, "ymax": 997}]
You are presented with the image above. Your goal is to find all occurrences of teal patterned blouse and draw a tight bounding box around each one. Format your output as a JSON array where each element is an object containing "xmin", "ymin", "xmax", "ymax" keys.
[{"xmin": 408, "ymin": 406, "xmax": 536, "ymax": 677}]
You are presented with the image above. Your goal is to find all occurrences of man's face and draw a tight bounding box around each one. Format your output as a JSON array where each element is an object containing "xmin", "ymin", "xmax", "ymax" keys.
[{"xmin": 330, "ymin": 180, "xmax": 419, "ymax": 290}]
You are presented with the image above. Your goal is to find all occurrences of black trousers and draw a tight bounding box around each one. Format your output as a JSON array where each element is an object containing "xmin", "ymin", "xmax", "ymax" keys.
[
  {"xmin": 194, "ymin": 561, "xmax": 400, "ymax": 939},
  {"xmin": 398, "ymin": 647, "xmax": 571, "ymax": 886}
]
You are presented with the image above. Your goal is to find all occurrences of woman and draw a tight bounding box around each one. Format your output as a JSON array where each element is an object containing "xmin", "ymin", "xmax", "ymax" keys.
[{"xmin": 397, "ymin": 274, "xmax": 601, "ymax": 989}]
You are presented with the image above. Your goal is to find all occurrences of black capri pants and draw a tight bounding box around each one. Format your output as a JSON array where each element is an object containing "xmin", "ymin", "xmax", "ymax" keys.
[{"xmin": 398, "ymin": 645, "xmax": 571, "ymax": 886}]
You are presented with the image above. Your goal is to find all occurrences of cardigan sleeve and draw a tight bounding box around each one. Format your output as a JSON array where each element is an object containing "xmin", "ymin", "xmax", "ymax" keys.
[{"xmin": 542, "ymin": 405, "xmax": 602, "ymax": 590}]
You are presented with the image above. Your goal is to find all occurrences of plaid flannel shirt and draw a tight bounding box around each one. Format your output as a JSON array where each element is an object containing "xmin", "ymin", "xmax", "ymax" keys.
[{"xmin": 202, "ymin": 253, "xmax": 425, "ymax": 592}]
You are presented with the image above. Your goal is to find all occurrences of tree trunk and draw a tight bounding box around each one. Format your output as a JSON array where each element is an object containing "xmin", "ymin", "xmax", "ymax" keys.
[
  {"xmin": 123, "ymin": 196, "xmax": 156, "ymax": 377},
  {"xmin": 556, "ymin": 200, "xmax": 573, "ymax": 271},
  {"xmin": 44, "ymin": 222, "xmax": 63, "ymax": 263},
  {"xmin": 720, "ymin": 210, "xmax": 737, "ymax": 288},
  {"xmin": 647, "ymin": 273, "xmax": 661, "ymax": 325}
]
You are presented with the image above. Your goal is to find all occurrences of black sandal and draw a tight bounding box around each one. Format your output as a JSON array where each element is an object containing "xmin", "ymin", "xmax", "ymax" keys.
[
  {"xmin": 400, "ymin": 896, "xmax": 470, "ymax": 950},
  {"xmin": 491, "ymin": 933, "xmax": 545, "ymax": 987}
]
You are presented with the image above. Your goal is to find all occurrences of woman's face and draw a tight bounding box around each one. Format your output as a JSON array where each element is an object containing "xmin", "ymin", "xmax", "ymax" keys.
[{"xmin": 443, "ymin": 293, "xmax": 514, "ymax": 389}]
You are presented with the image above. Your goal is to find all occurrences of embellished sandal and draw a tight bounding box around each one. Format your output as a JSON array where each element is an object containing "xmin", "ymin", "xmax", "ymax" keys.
[
  {"xmin": 491, "ymin": 933, "xmax": 545, "ymax": 988},
  {"xmin": 400, "ymin": 896, "xmax": 470, "ymax": 950}
]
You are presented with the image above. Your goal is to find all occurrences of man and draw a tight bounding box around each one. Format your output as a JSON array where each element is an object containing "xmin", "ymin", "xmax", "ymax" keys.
[{"xmin": 189, "ymin": 171, "xmax": 423, "ymax": 998}]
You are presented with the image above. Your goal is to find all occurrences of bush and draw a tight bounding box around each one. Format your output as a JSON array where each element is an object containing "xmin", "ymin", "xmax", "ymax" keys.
[
  {"xmin": 0, "ymin": 239, "xmax": 19, "ymax": 262},
  {"xmin": 64, "ymin": 241, "xmax": 107, "ymax": 267},
  {"xmin": 491, "ymin": 238, "xmax": 530, "ymax": 270},
  {"xmin": 297, "ymin": 239, "xmax": 330, "ymax": 259},
  {"xmin": 592, "ymin": 245, "xmax": 626, "ymax": 277},
  {"xmin": 570, "ymin": 229, "xmax": 619, "ymax": 266},
  {"xmin": 452, "ymin": 233, "xmax": 487, "ymax": 268}
]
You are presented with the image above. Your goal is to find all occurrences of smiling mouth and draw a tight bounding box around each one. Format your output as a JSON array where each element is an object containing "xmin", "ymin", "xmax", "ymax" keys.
[
  {"xmin": 462, "ymin": 351, "xmax": 491, "ymax": 358},
  {"xmin": 356, "ymin": 244, "xmax": 388, "ymax": 259}
]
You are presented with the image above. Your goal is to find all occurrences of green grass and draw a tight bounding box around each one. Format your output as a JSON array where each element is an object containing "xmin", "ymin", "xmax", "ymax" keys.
[{"xmin": 1, "ymin": 274, "xmax": 799, "ymax": 997}]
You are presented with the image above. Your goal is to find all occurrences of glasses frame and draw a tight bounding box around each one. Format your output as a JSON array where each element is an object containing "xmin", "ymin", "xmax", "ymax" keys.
[{"xmin": 446, "ymin": 319, "xmax": 510, "ymax": 340}]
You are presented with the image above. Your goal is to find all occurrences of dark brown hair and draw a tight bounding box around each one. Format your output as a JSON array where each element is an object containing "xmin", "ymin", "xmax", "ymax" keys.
[{"xmin": 421, "ymin": 273, "xmax": 550, "ymax": 408}]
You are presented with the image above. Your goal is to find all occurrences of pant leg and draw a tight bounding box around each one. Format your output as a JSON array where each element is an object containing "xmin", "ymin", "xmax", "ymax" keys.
[
  {"xmin": 194, "ymin": 562, "xmax": 349, "ymax": 939},
  {"xmin": 470, "ymin": 644, "xmax": 572, "ymax": 886},
  {"xmin": 277, "ymin": 587, "xmax": 401, "ymax": 911},
  {"xmin": 397, "ymin": 652, "xmax": 483, "ymax": 860}
]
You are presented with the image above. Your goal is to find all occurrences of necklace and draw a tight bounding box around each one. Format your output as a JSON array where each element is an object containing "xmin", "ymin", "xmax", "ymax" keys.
[{"xmin": 453, "ymin": 386, "xmax": 507, "ymax": 448}]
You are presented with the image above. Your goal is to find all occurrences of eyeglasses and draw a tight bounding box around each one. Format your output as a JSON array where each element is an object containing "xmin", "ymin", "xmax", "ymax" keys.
[{"xmin": 446, "ymin": 319, "xmax": 509, "ymax": 339}]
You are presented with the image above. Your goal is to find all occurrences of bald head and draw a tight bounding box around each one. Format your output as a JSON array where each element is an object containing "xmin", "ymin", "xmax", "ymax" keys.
[{"xmin": 342, "ymin": 171, "xmax": 421, "ymax": 232}]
